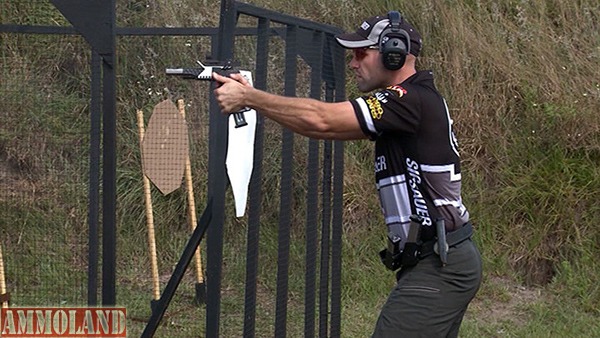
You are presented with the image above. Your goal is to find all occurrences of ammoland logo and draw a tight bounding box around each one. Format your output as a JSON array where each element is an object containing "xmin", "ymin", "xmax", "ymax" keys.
[{"xmin": 0, "ymin": 307, "xmax": 126, "ymax": 337}]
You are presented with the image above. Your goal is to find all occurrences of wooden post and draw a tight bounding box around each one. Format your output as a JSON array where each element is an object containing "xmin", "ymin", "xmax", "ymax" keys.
[
  {"xmin": 177, "ymin": 99, "xmax": 206, "ymax": 304},
  {"xmin": 0, "ymin": 244, "xmax": 8, "ymax": 308},
  {"xmin": 136, "ymin": 110, "xmax": 161, "ymax": 303}
]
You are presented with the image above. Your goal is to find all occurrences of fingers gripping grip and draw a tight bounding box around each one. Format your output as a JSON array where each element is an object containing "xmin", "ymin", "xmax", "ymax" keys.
[{"xmin": 216, "ymin": 68, "xmax": 248, "ymax": 128}]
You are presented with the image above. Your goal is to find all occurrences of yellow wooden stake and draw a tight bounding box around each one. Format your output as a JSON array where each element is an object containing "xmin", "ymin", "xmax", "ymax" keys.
[
  {"xmin": 137, "ymin": 110, "xmax": 161, "ymax": 301},
  {"xmin": 0, "ymin": 244, "xmax": 8, "ymax": 308},
  {"xmin": 177, "ymin": 99, "xmax": 205, "ymax": 286}
]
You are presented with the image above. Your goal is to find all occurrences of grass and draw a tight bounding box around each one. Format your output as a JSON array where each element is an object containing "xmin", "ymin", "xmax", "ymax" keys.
[{"xmin": 2, "ymin": 0, "xmax": 600, "ymax": 336}]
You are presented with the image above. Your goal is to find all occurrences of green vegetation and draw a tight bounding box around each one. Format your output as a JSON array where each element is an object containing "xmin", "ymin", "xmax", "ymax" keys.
[{"xmin": 1, "ymin": 0, "xmax": 599, "ymax": 336}]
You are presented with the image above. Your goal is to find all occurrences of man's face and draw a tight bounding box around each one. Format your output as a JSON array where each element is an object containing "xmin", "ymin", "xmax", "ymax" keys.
[{"xmin": 349, "ymin": 46, "xmax": 387, "ymax": 93}]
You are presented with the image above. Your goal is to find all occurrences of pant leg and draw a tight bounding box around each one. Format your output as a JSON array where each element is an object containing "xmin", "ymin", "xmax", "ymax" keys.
[{"xmin": 372, "ymin": 239, "xmax": 482, "ymax": 338}]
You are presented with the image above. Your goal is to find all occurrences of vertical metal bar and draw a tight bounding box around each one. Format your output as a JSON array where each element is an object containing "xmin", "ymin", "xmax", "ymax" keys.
[
  {"xmin": 87, "ymin": 49, "xmax": 102, "ymax": 306},
  {"xmin": 304, "ymin": 30, "xmax": 324, "ymax": 338},
  {"xmin": 101, "ymin": 0, "xmax": 117, "ymax": 306},
  {"xmin": 305, "ymin": 141, "xmax": 319, "ymax": 338},
  {"xmin": 332, "ymin": 40, "xmax": 347, "ymax": 100},
  {"xmin": 206, "ymin": 0, "xmax": 236, "ymax": 336},
  {"xmin": 49, "ymin": 0, "xmax": 119, "ymax": 308},
  {"xmin": 319, "ymin": 138, "xmax": 332, "ymax": 338},
  {"xmin": 329, "ymin": 43, "xmax": 346, "ymax": 338},
  {"xmin": 243, "ymin": 16, "xmax": 270, "ymax": 338},
  {"xmin": 274, "ymin": 24, "xmax": 297, "ymax": 338},
  {"xmin": 330, "ymin": 139, "xmax": 344, "ymax": 338},
  {"xmin": 321, "ymin": 41, "xmax": 344, "ymax": 334}
]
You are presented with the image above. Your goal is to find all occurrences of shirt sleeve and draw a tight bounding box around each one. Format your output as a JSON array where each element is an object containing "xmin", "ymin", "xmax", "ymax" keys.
[{"xmin": 350, "ymin": 85, "xmax": 421, "ymax": 140}]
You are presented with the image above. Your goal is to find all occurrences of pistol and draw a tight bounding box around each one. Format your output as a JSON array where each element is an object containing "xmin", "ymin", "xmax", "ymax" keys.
[{"xmin": 166, "ymin": 60, "xmax": 249, "ymax": 128}]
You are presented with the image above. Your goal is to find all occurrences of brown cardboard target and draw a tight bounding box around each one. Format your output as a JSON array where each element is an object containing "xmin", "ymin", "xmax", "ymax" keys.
[{"xmin": 141, "ymin": 99, "xmax": 189, "ymax": 195}]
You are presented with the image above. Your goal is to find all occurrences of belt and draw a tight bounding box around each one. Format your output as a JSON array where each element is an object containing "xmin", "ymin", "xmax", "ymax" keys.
[{"xmin": 419, "ymin": 222, "xmax": 473, "ymax": 259}]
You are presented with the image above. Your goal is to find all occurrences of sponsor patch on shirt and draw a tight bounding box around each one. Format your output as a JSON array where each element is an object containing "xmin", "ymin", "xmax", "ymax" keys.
[
  {"xmin": 387, "ymin": 85, "xmax": 408, "ymax": 97},
  {"xmin": 365, "ymin": 96, "xmax": 383, "ymax": 120}
]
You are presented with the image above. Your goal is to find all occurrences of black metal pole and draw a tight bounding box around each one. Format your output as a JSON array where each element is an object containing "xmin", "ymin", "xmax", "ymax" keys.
[
  {"xmin": 274, "ymin": 24, "xmax": 298, "ymax": 338},
  {"xmin": 304, "ymin": 31, "xmax": 324, "ymax": 338},
  {"xmin": 242, "ymin": 16, "xmax": 270, "ymax": 338},
  {"xmin": 87, "ymin": 49, "xmax": 102, "ymax": 306},
  {"xmin": 141, "ymin": 201, "xmax": 214, "ymax": 338},
  {"xmin": 329, "ymin": 41, "xmax": 346, "ymax": 338},
  {"xmin": 49, "ymin": 0, "xmax": 118, "ymax": 308},
  {"xmin": 101, "ymin": 0, "xmax": 117, "ymax": 306},
  {"xmin": 205, "ymin": 1, "xmax": 236, "ymax": 337}
]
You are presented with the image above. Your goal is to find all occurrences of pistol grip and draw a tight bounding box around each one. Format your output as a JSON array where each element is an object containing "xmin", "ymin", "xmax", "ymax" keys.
[{"xmin": 218, "ymin": 69, "xmax": 248, "ymax": 128}]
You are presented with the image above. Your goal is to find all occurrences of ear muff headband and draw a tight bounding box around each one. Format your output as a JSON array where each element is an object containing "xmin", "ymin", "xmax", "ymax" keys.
[{"xmin": 379, "ymin": 11, "xmax": 411, "ymax": 70}]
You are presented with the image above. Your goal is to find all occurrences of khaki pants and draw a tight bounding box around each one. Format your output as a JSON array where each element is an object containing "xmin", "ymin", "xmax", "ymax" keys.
[{"xmin": 372, "ymin": 239, "xmax": 482, "ymax": 338}]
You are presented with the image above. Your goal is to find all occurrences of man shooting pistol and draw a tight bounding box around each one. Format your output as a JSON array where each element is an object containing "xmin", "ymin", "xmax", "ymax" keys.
[
  {"xmin": 166, "ymin": 60, "xmax": 249, "ymax": 128},
  {"xmin": 209, "ymin": 11, "xmax": 483, "ymax": 337}
]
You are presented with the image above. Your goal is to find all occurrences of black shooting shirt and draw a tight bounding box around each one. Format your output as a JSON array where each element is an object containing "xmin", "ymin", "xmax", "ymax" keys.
[{"xmin": 350, "ymin": 70, "xmax": 469, "ymax": 248}]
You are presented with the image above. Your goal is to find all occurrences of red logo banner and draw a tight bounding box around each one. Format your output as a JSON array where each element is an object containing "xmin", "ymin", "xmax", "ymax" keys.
[{"xmin": 1, "ymin": 307, "xmax": 127, "ymax": 337}]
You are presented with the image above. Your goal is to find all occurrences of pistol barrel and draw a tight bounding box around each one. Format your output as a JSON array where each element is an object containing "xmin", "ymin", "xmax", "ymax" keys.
[{"xmin": 165, "ymin": 68, "xmax": 207, "ymax": 79}]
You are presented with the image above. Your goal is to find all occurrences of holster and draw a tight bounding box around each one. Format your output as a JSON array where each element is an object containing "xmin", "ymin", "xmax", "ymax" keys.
[
  {"xmin": 379, "ymin": 244, "xmax": 403, "ymax": 271},
  {"xmin": 379, "ymin": 215, "xmax": 423, "ymax": 271}
]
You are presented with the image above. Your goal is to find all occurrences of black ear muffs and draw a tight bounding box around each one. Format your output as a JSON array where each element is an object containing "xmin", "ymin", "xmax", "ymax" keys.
[{"xmin": 379, "ymin": 11, "xmax": 411, "ymax": 70}]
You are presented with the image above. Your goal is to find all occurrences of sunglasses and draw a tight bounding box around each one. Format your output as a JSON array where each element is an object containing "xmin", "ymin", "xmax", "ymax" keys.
[{"xmin": 352, "ymin": 45, "xmax": 379, "ymax": 61}]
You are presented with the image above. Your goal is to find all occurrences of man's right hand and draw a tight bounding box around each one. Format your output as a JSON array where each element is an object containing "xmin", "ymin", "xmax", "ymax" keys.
[{"xmin": 213, "ymin": 72, "xmax": 251, "ymax": 114}]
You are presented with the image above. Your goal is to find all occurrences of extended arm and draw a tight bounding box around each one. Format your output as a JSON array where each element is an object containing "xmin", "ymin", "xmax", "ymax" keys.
[{"xmin": 213, "ymin": 72, "xmax": 366, "ymax": 140}]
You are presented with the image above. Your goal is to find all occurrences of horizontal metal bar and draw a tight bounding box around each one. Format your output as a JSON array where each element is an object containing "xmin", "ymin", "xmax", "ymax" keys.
[
  {"xmin": 117, "ymin": 26, "xmax": 217, "ymax": 36},
  {"xmin": 235, "ymin": 2, "xmax": 343, "ymax": 35},
  {"xmin": 0, "ymin": 24, "xmax": 287, "ymax": 37},
  {"xmin": 0, "ymin": 24, "xmax": 77, "ymax": 34}
]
